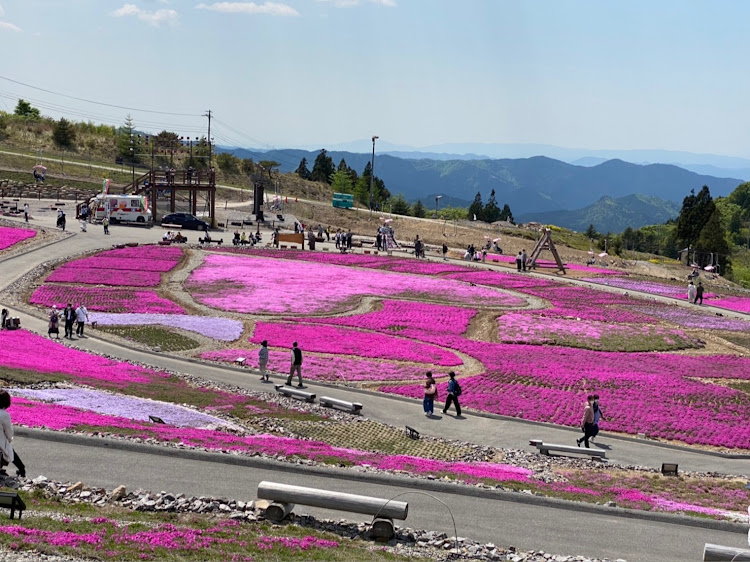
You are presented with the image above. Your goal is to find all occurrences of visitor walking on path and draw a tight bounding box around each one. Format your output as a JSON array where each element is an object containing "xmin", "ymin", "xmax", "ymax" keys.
[
  {"xmin": 687, "ymin": 281, "xmax": 696, "ymax": 303},
  {"xmin": 515, "ymin": 251, "xmax": 523, "ymax": 271},
  {"xmin": 576, "ymin": 395, "xmax": 596, "ymax": 448},
  {"xmin": 442, "ymin": 372, "xmax": 462, "ymax": 416},
  {"xmin": 442, "ymin": 243, "xmax": 448, "ymax": 261},
  {"xmin": 63, "ymin": 303, "xmax": 75, "ymax": 339},
  {"xmin": 23, "ymin": 203, "xmax": 29, "ymax": 223},
  {"xmin": 0, "ymin": 391, "xmax": 25, "ymax": 478},
  {"xmin": 258, "ymin": 340, "xmax": 269, "ymax": 381},
  {"xmin": 694, "ymin": 282, "xmax": 704, "ymax": 305},
  {"xmin": 102, "ymin": 216, "xmax": 110, "ymax": 235},
  {"xmin": 590, "ymin": 394, "xmax": 606, "ymax": 444},
  {"xmin": 423, "ymin": 372, "xmax": 437, "ymax": 417},
  {"xmin": 286, "ymin": 342, "xmax": 303, "ymax": 387},
  {"xmin": 75, "ymin": 304, "xmax": 89, "ymax": 337}
]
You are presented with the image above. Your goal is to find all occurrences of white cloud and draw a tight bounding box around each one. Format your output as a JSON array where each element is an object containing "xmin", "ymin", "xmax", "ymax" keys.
[
  {"xmin": 112, "ymin": 3, "xmax": 178, "ymax": 26},
  {"xmin": 0, "ymin": 21, "xmax": 21, "ymax": 32},
  {"xmin": 317, "ymin": 0, "xmax": 396, "ymax": 7},
  {"xmin": 196, "ymin": 2, "xmax": 300, "ymax": 16}
]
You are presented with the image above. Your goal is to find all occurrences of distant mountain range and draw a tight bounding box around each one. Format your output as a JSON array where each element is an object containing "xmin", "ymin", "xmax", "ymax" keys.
[
  {"xmin": 221, "ymin": 146, "xmax": 745, "ymax": 233},
  {"xmin": 516, "ymin": 194, "xmax": 681, "ymax": 233}
]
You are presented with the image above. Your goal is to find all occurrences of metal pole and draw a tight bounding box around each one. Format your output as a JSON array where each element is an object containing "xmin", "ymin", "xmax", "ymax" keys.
[
  {"xmin": 369, "ymin": 135, "xmax": 378, "ymax": 214},
  {"xmin": 130, "ymin": 134, "xmax": 135, "ymax": 189}
]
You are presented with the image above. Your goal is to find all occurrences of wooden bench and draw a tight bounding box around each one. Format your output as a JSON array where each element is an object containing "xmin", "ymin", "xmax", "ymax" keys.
[
  {"xmin": 257, "ymin": 481, "xmax": 408, "ymax": 539},
  {"xmin": 274, "ymin": 384, "xmax": 316, "ymax": 403},
  {"xmin": 0, "ymin": 492, "xmax": 26, "ymax": 520},
  {"xmin": 235, "ymin": 357, "xmax": 246, "ymax": 366},
  {"xmin": 703, "ymin": 544, "xmax": 750, "ymax": 561},
  {"xmin": 405, "ymin": 426, "xmax": 420, "ymax": 440},
  {"xmin": 529, "ymin": 439, "xmax": 606, "ymax": 459},
  {"xmin": 320, "ymin": 396, "xmax": 362, "ymax": 414},
  {"xmin": 199, "ymin": 237, "xmax": 223, "ymax": 245}
]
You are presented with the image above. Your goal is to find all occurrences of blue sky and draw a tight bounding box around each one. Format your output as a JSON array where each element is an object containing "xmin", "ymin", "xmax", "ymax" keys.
[{"xmin": 1, "ymin": 1, "xmax": 750, "ymax": 156}]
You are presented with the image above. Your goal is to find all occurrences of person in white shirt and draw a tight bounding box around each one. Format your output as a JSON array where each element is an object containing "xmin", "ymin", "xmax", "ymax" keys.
[{"xmin": 75, "ymin": 304, "xmax": 89, "ymax": 337}]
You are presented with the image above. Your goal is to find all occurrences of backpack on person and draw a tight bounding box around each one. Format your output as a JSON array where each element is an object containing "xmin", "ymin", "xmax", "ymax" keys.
[
  {"xmin": 453, "ymin": 380, "xmax": 462, "ymax": 397},
  {"xmin": 50, "ymin": 311, "xmax": 58, "ymax": 323}
]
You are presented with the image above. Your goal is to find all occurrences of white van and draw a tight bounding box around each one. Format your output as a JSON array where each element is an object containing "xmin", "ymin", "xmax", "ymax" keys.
[{"xmin": 92, "ymin": 194, "xmax": 152, "ymax": 224}]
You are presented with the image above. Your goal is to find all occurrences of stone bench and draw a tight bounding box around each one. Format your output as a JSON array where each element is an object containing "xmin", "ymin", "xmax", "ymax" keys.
[
  {"xmin": 319, "ymin": 396, "xmax": 362, "ymax": 414},
  {"xmin": 198, "ymin": 237, "xmax": 223, "ymax": 245},
  {"xmin": 274, "ymin": 384, "xmax": 315, "ymax": 403},
  {"xmin": 529, "ymin": 439, "xmax": 606, "ymax": 459},
  {"xmin": 703, "ymin": 544, "xmax": 750, "ymax": 561},
  {"xmin": 257, "ymin": 481, "xmax": 408, "ymax": 539}
]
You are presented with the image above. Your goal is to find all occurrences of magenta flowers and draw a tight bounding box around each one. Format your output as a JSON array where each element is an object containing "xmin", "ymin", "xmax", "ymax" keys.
[
  {"xmin": 186, "ymin": 253, "xmax": 525, "ymax": 314},
  {"xmin": 30, "ymin": 286, "xmax": 186, "ymax": 314},
  {"xmin": 0, "ymin": 226, "xmax": 35, "ymax": 250}
]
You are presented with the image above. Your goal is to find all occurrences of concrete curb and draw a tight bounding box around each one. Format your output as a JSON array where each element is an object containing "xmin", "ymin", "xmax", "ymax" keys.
[{"xmin": 15, "ymin": 427, "xmax": 748, "ymax": 535}]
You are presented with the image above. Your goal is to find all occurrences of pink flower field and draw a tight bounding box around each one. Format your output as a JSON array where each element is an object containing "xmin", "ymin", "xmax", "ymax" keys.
[
  {"xmin": 186, "ymin": 253, "xmax": 526, "ymax": 314},
  {"xmin": 30, "ymin": 285, "xmax": 185, "ymax": 314},
  {"xmin": 250, "ymin": 322, "xmax": 463, "ymax": 366},
  {"xmin": 0, "ymin": 226, "xmax": 35, "ymax": 250}
]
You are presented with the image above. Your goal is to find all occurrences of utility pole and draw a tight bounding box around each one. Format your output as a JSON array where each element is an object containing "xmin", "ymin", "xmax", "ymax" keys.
[
  {"xmin": 369, "ymin": 135, "xmax": 379, "ymax": 215},
  {"xmin": 204, "ymin": 110, "xmax": 213, "ymax": 168}
]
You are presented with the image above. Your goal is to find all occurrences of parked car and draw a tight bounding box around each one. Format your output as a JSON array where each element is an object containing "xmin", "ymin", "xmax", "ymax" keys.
[{"xmin": 161, "ymin": 213, "xmax": 209, "ymax": 230}]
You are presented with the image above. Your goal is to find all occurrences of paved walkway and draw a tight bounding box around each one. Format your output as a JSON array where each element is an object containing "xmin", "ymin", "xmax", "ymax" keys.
[{"xmin": 1, "ymin": 209, "xmax": 749, "ymax": 476}]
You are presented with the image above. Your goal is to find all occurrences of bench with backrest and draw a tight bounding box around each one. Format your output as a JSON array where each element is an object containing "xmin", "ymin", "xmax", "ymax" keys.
[
  {"xmin": 275, "ymin": 384, "xmax": 316, "ymax": 403},
  {"xmin": 529, "ymin": 439, "xmax": 606, "ymax": 459},
  {"xmin": 199, "ymin": 237, "xmax": 223, "ymax": 245},
  {"xmin": 257, "ymin": 481, "xmax": 408, "ymax": 539},
  {"xmin": 319, "ymin": 396, "xmax": 362, "ymax": 414}
]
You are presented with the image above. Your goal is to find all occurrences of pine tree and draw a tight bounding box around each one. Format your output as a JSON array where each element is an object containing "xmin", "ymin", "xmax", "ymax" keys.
[
  {"xmin": 117, "ymin": 115, "xmax": 136, "ymax": 158},
  {"xmin": 483, "ymin": 189, "xmax": 501, "ymax": 223},
  {"xmin": 584, "ymin": 223, "xmax": 598, "ymax": 239},
  {"xmin": 696, "ymin": 208, "xmax": 731, "ymax": 273},
  {"xmin": 390, "ymin": 194, "xmax": 410, "ymax": 215},
  {"xmin": 52, "ymin": 118, "xmax": 76, "ymax": 149},
  {"xmin": 311, "ymin": 149, "xmax": 335, "ymax": 184},
  {"xmin": 14, "ymin": 99, "xmax": 40, "ymax": 120},
  {"xmin": 294, "ymin": 157, "xmax": 312, "ymax": 180},
  {"xmin": 500, "ymin": 203, "xmax": 514, "ymax": 223},
  {"xmin": 411, "ymin": 200, "xmax": 426, "ymax": 218},
  {"xmin": 330, "ymin": 168, "xmax": 354, "ymax": 194},
  {"xmin": 468, "ymin": 192, "xmax": 484, "ymax": 221},
  {"xmin": 676, "ymin": 186, "xmax": 715, "ymax": 249}
]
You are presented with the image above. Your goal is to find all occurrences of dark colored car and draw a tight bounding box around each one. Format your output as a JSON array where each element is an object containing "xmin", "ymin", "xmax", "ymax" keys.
[{"xmin": 161, "ymin": 213, "xmax": 209, "ymax": 231}]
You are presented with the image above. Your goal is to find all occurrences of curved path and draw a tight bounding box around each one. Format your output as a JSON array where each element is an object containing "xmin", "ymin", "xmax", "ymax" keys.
[{"xmin": 0, "ymin": 209, "xmax": 749, "ymax": 561}]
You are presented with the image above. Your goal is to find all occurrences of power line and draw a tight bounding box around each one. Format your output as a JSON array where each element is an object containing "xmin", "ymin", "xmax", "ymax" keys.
[{"xmin": 0, "ymin": 74, "xmax": 201, "ymax": 117}]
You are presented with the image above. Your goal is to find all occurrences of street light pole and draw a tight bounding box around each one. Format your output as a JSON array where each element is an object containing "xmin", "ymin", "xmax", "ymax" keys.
[
  {"xmin": 369, "ymin": 135, "xmax": 379, "ymax": 215},
  {"xmin": 435, "ymin": 195, "xmax": 443, "ymax": 218},
  {"xmin": 130, "ymin": 134, "xmax": 135, "ymax": 189}
]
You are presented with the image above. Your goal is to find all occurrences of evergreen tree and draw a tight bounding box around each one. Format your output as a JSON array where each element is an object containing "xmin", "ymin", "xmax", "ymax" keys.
[
  {"xmin": 338, "ymin": 158, "xmax": 359, "ymax": 186},
  {"xmin": 216, "ymin": 153, "xmax": 240, "ymax": 175},
  {"xmin": 117, "ymin": 115, "xmax": 136, "ymax": 159},
  {"xmin": 52, "ymin": 118, "xmax": 76, "ymax": 148},
  {"xmin": 483, "ymin": 189, "xmax": 501, "ymax": 223},
  {"xmin": 258, "ymin": 160, "xmax": 279, "ymax": 180},
  {"xmin": 330, "ymin": 168, "xmax": 354, "ymax": 194},
  {"xmin": 241, "ymin": 158, "xmax": 255, "ymax": 176},
  {"xmin": 499, "ymin": 203, "xmax": 514, "ymax": 223},
  {"xmin": 411, "ymin": 199, "xmax": 426, "ymax": 218},
  {"xmin": 696, "ymin": 208, "xmax": 731, "ymax": 273},
  {"xmin": 584, "ymin": 223, "xmax": 598, "ymax": 239},
  {"xmin": 468, "ymin": 192, "xmax": 484, "ymax": 221},
  {"xmin": 676, "ymin": 186, "xmax": 715, "ymax": 249},
  {"xmin": 14, "ymin": 99, "xmax": 40, "ymax": 120},
  {"xmin": 311, "ymin": 149, "xmax": 335, "ymax": 184},
  {"xmin": 390, "ymin": 194, "xmax": 410, "ymax": 215},
  {"xmin": 294, "ymin": 157, "xmax": 312, "ymax": 180}
]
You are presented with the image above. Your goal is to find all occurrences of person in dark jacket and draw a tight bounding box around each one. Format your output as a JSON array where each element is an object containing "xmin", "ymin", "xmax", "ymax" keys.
[
  {"xmin": 286, "ymin": 341, "xmax": 303, "ymax": 387},
  {"xmin": 442, "ymin": 371, "xmax": 462, "ymax": 416}
]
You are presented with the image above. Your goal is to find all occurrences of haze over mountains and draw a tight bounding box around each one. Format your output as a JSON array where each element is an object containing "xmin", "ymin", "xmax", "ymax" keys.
[{"xmin": 226, "ymin": 143, "xmax": 746, "ymax": 233}]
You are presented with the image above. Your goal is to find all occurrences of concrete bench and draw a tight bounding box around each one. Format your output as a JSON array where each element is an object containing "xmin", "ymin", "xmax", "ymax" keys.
[
  {"xmin": 274, "ymin": 384, "xmax": 316, "ymax": 403},
  {"xmin": 161, "ymin": 223, "xmax": 181, "ymax": 229},
  {"xmin": 199, "ymin": 237, "xmax": 223, "ymax": 245},
  {"xmin": 257, "ymin": 481, "xmax": 408, "ymax": 539},
  {"xmin": 235, "ymin": 357, "xmax": 246, "ymax": 366},
  {"xmin": 529, "ymin": 439, "xmax": 606, "ymax": 459},
  {"xmin": 320, "ymin": 396, "xmax": 362, "ymax": 414},
  {"xmin": 703, "ymin": 544, "xmax": 750, "ymax": 561}
]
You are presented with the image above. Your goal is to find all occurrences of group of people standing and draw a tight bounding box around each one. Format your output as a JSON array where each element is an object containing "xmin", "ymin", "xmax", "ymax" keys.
[
  {"xmin": 515, "ymin": 249, "xmax": 528, "ymax": 272},
  {"xmin": 48, "ymin": 303, "xmax": 89, "ymax": 339}
]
